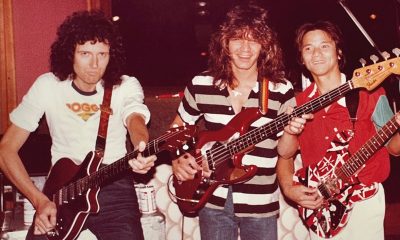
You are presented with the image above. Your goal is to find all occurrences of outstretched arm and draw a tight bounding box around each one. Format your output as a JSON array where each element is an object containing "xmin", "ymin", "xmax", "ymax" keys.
[
  {"xmin": 126, "ymin": 113, "xmax": 156, "ymax": 174},
  {"xmin": 0, "ymin": 124, "xmax": 56, "ymax": 234}
]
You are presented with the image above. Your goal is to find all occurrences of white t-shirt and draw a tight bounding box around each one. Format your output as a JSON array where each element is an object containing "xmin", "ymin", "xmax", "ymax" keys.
[{"xmin": 10, "ymin": 72, "xmax": 150, "ymax": 165}]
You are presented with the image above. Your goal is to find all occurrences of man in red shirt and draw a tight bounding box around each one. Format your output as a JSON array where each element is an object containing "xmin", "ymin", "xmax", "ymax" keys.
[{"xmin": 277, "ymin": 20, "xmax": 400, "ymax": 240}]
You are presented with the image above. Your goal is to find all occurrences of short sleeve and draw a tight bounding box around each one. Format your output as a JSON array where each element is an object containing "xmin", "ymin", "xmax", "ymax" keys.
[
  {"xmin": 9, "ymin": 73, "xmax": 54, "ymax": 132},
  {"xmin": 119, "ymin": 76, "xmax": 151, "ymax": 125}
]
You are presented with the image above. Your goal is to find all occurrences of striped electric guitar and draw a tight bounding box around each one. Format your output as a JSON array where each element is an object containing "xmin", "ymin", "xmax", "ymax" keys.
[
  {"xmin": 294, "ymin": 113, "xmax": 400, "ymax": 238},
  {"xmin": 171, "ymin": 53, "xmax": 400, "ymax": 215},
  {"xmin": 43, "ymin": 125, "xmax": 197, "ymax": 240}
]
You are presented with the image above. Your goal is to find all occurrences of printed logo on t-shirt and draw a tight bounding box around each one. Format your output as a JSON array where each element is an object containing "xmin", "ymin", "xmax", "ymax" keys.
[{"xmin": 66, "ymin": 102, "xmax": 99, "ymax": 121}]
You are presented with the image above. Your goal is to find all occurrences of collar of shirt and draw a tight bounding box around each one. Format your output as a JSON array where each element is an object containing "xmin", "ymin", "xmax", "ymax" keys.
[{"xmin": 307, "ymin": 73, "xmax": 347, "ymax": 107}]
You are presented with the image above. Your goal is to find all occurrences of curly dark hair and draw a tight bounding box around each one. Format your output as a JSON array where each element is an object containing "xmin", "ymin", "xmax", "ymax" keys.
[
  {"xmin": 208, "ymin": 3, "xmax": 285, "ymax": 88},
  {"xmin": 50, "ymin": 10, "xmax": 126, "ymax": 86},
  {"xmin": 295, "ymin": 20, "xmax": 346, "ymax": 70}
]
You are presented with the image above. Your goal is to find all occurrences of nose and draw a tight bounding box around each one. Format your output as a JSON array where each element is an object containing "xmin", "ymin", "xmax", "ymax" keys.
[
  {"xmin": 240, "ymin": 40, "xmax": 251, "ymax": 51},
  {"xmin": 312, "ymin": 47, "xmax": 322, "ymax": 57},
  {"xmin": 90, "ymin": 55, "xmax": 98, "ymax": 68}
]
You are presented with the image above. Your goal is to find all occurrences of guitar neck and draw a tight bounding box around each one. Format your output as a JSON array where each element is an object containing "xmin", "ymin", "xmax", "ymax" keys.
[
  {"xmin": 228, "ymin": 81, "xmax": 354, "ymax": 153},
  {"xmin": 75, "ymin": 138, "xmax": 161, "ymax": 192},
  {"xmin": 337, "ymin": 115, "xmax": 400, "ymax": 178}
]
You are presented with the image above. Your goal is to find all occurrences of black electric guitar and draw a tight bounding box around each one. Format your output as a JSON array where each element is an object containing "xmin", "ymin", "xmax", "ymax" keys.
[
  {"xmin": 170, "ymin": 55, "xmax": 400, "ymax": 215},
  {"xmin": 42, "ymin": 125, "xmax": 197, "ymax": 240},
  {"xmin": 294, "ymin": 112, "xmax": 400, "ymax": 238}
]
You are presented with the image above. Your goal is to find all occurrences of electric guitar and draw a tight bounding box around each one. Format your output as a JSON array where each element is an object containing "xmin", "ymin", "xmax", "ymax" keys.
[
  {"xmin": 42, "ymin": 125, "xmax": 197, "ymax": 240},
  {"xmin": 294, "ymin": 113, "xmax": 400, "ymax": 238},
  {"xmin": 170, "ymin": 54, "xmax": 400, "ymax": 215}
]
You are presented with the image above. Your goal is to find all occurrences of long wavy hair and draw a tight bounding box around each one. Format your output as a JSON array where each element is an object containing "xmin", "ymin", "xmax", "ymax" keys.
[
  {"xmin": 50, "ymin": 10, "xmax": 126, "ymax": 86},
  {"xmin": 295, "ymin": 20, "xmax": 346, "ymax": 70},
  {"xmin": 208, "ymin": 3, "xmax": 285, "ymax": 88}
]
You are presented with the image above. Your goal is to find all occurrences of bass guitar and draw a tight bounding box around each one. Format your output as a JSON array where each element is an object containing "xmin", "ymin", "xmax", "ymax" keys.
[
  {"xmin": 294, "ymin": 112, "xmax": 400, "ymax": 238},
  {"xmin": 170, "ymin": 54, "xmax": 400, "ymax": 215},
  {"xmin": 43, "ymin": 125, "xmax": 197, "ymax": 240}
]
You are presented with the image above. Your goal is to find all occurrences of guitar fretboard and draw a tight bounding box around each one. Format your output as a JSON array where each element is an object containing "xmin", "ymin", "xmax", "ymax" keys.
[
  {"xmin": 336, "ymin": 115, "xmax": 400, "ymax": 178},
  {"xmin": 225, "ymin": 81, "xmax": 354, "ymax": 155},
  {"xmin": 54, "ymin": 139, "xmax": 161, "ymax": 205}
]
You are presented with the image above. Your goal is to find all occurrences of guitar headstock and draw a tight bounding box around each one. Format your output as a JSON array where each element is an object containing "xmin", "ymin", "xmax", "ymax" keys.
[
  {"xmin": 352, "ymin": 48, "xmax": 400, "ymax": 91},
  {"xmin": 160, "ymin": 125, "xmax": 198, "ymax": 153}
]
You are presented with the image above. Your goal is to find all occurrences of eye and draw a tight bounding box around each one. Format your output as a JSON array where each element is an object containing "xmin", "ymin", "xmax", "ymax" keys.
[{"xmin": 321, "ymin": 43, "xmax": 333, "ymax": 49}]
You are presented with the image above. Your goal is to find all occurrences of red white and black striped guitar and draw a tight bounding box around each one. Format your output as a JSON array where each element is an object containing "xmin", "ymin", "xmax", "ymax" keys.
[
  {"xmin": 294, "ymin": 113, "xmax": 400, "ymax": 238},
  {"xmin": 42, "ymin": 125, "xmax": 197, "ymax": 240}
]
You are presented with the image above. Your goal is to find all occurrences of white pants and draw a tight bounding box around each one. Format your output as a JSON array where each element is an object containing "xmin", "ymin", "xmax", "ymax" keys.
[{"xmin": 310, "ymin": 183, "xmax": 385, "ymax": 240}]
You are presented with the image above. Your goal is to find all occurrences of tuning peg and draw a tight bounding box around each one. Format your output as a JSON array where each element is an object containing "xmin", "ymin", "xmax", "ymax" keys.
[
  {"xmin": 392, "ymin": 48, "xmax": 400, "ymax": 57},
  {"xmin": 370, "ymin": 54, "xmax": 379, "ymax": 63},
  {"xmin": 382, "ymin": 51, "xmax": 390, "ymax": 60},
  {"xmin": 359, "ymin": 58, "xmax": 366, "ymax": 67}
]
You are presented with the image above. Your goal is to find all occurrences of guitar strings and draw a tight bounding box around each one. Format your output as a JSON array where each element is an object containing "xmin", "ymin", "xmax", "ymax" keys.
[
  {"xmin": 193, "ymin": 68, "xmax": 390, "ymax": 173},
  {"xmin": 57, "ymin": 127, "xmax": 190, "ymax": 202},
  {"xmin": 335, "ymin": 116, "xmax": 399, "ymax": 180},
  {"xmin": 192, "ymin": 81, "xmax": 352, "ymax": 168}
]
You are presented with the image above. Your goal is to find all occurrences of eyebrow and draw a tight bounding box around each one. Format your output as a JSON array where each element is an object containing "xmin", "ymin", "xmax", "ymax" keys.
[{"xmin": 302, "ymin": 40, "xmax": 334, "ymax": 48}]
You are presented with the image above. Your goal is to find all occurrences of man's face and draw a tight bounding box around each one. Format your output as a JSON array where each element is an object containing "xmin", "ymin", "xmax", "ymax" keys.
[
  {"xmin": 301, "ymin": 30, "xmax": 340, "ymax": 77},
  {"xmin": 228, "ymin": 36, "xmax": 261, "ymax": 73},
  {"xmin": 73, "ymin": 41, "xmax": 110, "ymax": 91}
]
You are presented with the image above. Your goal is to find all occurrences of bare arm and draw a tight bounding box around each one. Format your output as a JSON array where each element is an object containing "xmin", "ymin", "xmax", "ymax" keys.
[
  {"xmin": 0, "ymin": 124, "xmax": 56, "ymax": 234},
  {"xmin": 276, "ymin": 109, "xmax": 322, "ymax": 209},
  {"xmin": 127, "ymin": 113, "xmax": 149, "ymax": 149},
  {"xmin": 126, "ymin": 113, "xmax": 156, "ymax": 174}
]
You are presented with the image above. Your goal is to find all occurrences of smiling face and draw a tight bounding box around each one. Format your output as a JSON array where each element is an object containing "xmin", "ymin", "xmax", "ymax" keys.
[
  {"xmin": 228, "ymin": 36, "xmax": 261, "ymax": 74},
  {"xmin": 300, "ymin": 29, "xmax": 340, "ymax": 78},
  {"xmin": 73, "ymin": 41, "xmax": 110, "ymax": 92}
]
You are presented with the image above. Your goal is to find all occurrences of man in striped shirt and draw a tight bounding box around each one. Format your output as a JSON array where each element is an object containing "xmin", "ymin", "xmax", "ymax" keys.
[{"xmin": 171, "ymin": 4, "xmax": 309, "ymax": 240}]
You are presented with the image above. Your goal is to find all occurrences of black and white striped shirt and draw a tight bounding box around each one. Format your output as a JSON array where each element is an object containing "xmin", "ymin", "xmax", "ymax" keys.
[{"xmin": 177, "ymin": 74, "xmax": 295, "ymax": 217}]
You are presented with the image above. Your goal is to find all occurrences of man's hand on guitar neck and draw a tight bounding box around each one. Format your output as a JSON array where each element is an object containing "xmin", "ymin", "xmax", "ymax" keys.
[
  {"xmin": 33, "ymin": 195, "xmax": 57, "ymax": 235},
  {"xmin": 128, "ymin": 141, "xmax": 157, "ymax": 174}
]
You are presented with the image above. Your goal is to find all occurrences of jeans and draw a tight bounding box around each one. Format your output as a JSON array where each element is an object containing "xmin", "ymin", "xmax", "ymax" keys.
[
  {"xmin": 26, "ymin": 175, "xmax": 144, "ymax": 240},
  {"xmin": 199, "ymin": 187, "xmax": 277, "ymax": 240}
]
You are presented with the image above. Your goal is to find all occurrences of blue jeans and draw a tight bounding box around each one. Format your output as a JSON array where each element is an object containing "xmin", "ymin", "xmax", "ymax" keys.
[
  {"xmin": 199, "ymin": 187, "xmax": 277, "ymax": 240},
  {"xmin": 26, "ymin": 175, "xmax": 143, "ymax": 240}
]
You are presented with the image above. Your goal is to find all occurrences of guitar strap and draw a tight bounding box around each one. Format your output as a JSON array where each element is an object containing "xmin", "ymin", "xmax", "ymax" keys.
[
  {"xmin": 345, "ymin": 87, "xmax": 360, "ymax": 130},
  {"xmin": 259, "ymin": 77, "xmax": 269, "ymax": 115},
  {"xmin": 95, "ymin": 84, "xmax": 113, "ymax": 154}
]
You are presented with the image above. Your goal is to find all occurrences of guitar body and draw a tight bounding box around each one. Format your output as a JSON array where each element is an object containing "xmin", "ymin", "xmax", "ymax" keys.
[
  {"xmin": 294, "ymin": 130, "xmax": 378, "ymax": 238},
  {"xmin": 43, "ymin": 151, "xmax": 102, "ymax": 240},
  {"xmin": 174, "ymin": 108, "xmax": 262, "ymax": 214}
]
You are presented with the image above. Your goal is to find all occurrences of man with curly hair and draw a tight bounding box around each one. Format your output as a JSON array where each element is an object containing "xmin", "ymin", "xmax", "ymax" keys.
[
  {"xmin": 170, "ymin": 3, "xmax": 309, "ymax": 240},
  {"xmin": 0, "ymin": 11, "xmax": 155, "ymax": 239}
]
